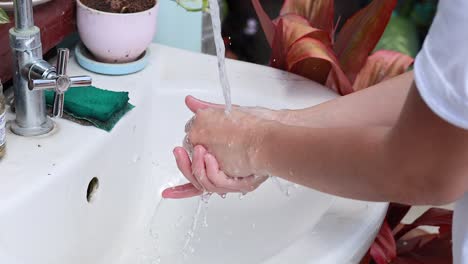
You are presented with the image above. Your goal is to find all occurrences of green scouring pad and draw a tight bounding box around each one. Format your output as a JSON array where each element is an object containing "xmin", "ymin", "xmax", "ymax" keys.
[{"xmin": 45, "ymin": 86, "xmax": 135, "ymax": 132}]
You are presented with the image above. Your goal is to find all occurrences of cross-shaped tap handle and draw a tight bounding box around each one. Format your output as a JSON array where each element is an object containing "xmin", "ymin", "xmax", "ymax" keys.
[{"xmin": 30, "ymin": 48, "xmax": 92, "ymax": 117}]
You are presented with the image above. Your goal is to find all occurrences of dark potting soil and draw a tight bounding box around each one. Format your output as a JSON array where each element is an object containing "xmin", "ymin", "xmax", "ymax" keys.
[{"xmin": 80, "ymin": 0, "xmax": 156, "ymax": 13}]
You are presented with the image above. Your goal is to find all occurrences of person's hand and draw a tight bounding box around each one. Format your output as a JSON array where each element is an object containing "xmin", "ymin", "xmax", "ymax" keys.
[
  {"xmin": 187, "ymin": 107, "xmax": 271, "ymax": 176},
  {"xmin": 161, "ymin": 96, "xmax": 276, "ymax": 199},
  {"xmin": 162, "ymin": 146, "xmax": 268, "ymax": 198}
]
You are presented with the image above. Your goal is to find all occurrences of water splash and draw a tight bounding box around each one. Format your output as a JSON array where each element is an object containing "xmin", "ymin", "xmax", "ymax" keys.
[
  {"xmin": 182, "ymin": 199, "xmax": 202, "ymax": 253},
  {"xmin": 140, "ymin": 200, "xmax": 164, "ymax": 264},
  {"xmin": 208, "ymin": 0, "xmax": 232, "ymax": 113},
  {"xmin": 271, "ymin": 176, "xmax": 295, "ymax": 197},
  {"xmin": 238, "ymin": 193, "xmax": 246, "ymax": 200},
  {"xmin": 201, "ymin": 193, "xmax": 211, "ymax": 228},
  {"xmin": 182, "ymin": 193, "xmax": 212, "ymax": 257}
]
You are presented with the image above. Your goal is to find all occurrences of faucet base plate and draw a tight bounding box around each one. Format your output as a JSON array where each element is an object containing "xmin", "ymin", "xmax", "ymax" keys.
[{"xmin": 11, "ymin": 117, "xmax": 54, "ymax": 137}]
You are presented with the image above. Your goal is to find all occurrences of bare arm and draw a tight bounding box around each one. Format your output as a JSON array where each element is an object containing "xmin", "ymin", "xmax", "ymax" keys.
[
  {"xmin": 280, "ymin": 71, "xmax": 413, "ymax": 128},
  {"xmin": 257, "ymin": 84, "xmax": 468, "ymax": 205}
]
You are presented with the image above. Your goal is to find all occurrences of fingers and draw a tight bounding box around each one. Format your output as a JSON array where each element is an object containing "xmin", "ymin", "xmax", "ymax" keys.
[
  {"xmin": 204, "ymin": 153, "xmax": 266, "ymax": 193},
  {"xmin": 174, "ymin": 147, "xmax": 202, "ymax": 190},
  {"xmin": 185, "ymin": 96, "xmax": 222, "ymax": 113},
  {"xmin": 191, "ymin": 145, "xmax": 207, "ymax": 191},
  {"xmin": 162, "ymin": 183, "xmax": 202, "ymax": 199},
  {"xmin": 166, "ymin": 151, "xmax": 265, "ymax": 199},
  {"xmin": 192, "ymin": 146, "xmax": 234, "ymax": 194},
  {"xmin": 182, "ymin": 135, "xmax": 194, "ymax": 157},
  {"xmin": 185, "ymin": 96, "xmax": 239, "ymax": 113}
]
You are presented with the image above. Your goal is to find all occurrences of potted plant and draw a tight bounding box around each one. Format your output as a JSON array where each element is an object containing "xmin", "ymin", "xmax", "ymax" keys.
[{"xmin": 76, "ymin": 0, "xmax": 159, "ymax": 63}]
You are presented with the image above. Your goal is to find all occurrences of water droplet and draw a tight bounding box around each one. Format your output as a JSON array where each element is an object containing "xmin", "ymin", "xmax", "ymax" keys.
[
  {"xmin": 174, "ymin": 215, "xmax": 184, "ymax": 227},
  {"xmin": 239, "ymin": 193, "xmax": 246, "ymax": 200},
  {"xmin": 149, "ymin": 229, "xmax": 159, "ymax": 239},
  {"xmin": 201, "ymin": 192, "xmax": 212, "ymax": 203},
  {"xmin": 153, "ymin": 257, "xmax": 161, "ymax": 264},
  {"xmin": 220, "ymin": 193, "xmax": 227, "ymax": 199}
]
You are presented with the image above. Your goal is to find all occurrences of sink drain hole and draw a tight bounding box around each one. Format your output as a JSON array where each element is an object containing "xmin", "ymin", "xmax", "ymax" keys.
[{"xmin": 86, "ymin": 177, "xmax": 99, "ymax": 203}]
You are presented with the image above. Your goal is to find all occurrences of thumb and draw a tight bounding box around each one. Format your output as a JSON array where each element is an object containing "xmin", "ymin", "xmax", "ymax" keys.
[{"xmin": 185, "ymin": 96, "xmax": 222, "ymax": 113}]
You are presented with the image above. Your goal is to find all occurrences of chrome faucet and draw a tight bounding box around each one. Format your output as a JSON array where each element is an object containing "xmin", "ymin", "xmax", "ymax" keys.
[{"xmin": 9, "ymin": 0, "xmax": 92, "ymax": 136}]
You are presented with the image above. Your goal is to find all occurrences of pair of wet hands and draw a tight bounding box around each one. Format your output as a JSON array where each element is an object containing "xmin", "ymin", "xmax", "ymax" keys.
[{"xmin": 161, "ymin": 96, "xmax": 274, "ymax": 199}]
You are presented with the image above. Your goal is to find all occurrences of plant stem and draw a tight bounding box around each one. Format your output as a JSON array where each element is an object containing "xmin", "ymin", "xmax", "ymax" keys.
[{"xmin": 172, "ymin": 0, "xmax": 209, "ymax": 12}]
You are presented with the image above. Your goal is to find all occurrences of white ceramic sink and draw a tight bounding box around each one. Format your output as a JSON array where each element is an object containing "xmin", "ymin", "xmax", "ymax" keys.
[{"xmin": 0, "ymin": 44, "xmax": 387, "ymax": 264}]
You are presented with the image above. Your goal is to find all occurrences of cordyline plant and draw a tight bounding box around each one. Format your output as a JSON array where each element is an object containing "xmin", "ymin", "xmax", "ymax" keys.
[
  {"xmin": 364, "ymin": 204, "xmax": 453, "ymax": 264},
  {"xmin": 252, "ymin": 0, "xmax": 413, "ymax": 95}
]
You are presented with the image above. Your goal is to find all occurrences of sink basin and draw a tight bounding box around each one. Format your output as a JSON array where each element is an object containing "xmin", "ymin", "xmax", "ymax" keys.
[{"xmin": 0, "ymin": 44, "xmax": 387, "ymax": 264}]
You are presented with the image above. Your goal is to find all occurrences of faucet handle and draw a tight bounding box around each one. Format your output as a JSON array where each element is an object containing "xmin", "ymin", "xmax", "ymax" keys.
[
  {"xmin": 56, "ymin": 48, "xmax": 69, "ymax": 76},
  {"xmin": 29, "ymin": 48, "xmax": 92, "ymax": 118}
]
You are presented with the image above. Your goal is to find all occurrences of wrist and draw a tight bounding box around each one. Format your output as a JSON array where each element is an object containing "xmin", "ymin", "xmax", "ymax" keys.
[
  {"xmin": 248, "ymin": 119, "xmax": 277, "ymax": 176},
  {"xmin": 276, "ymin": 109, "xmax": 300, "ymax": 126}
]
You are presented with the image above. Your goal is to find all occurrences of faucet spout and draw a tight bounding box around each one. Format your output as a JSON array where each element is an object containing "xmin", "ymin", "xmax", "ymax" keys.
[{"xmin": 13, "ymin": 0, "xmax": 34, "ymax": 30}]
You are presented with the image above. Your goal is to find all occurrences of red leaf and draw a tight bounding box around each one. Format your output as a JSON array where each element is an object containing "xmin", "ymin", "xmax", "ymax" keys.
[
  {"xmin": 251, "ymin": 0, "xmax": 275, "ymax": 46},
  {"xmin": 325, "ymin": 64, "xmax": 354, "ymax": 95},
  {"xmin": 353, "ymin": 50, "xmax": 414, "ymax": 91},
  {"xmin": 280, "ymin": 0, "xmax": 334, "ymax": 34},
  {"xmin": 395, "ymin": 232, "xmax": 452, "ymax": 264},
  {"xmin": 271, "ymin": 18, "xmax": 287, "ymax": 69},
  {"xmin": 280, "ymin": 14, "xmax": 332, "ymax": 46},
  {"xmin": 286, "ymin": 37, "xmax": 349, "ymax": 92},
  {"xmin": 395, "ymin": 208, "xmax": 453, "ymax": 241},
  {"xmin": 271, "ymin": 15, "xmax": 332, "ymax": 69},
  {"xmin": 397, "ymin": 234, "xmax": 438, "ymax": 255},
  {"xmin": 387, "ymin": 203, "xmax": 412, "ymax": 230},
  {"xmin": 334, "ymin": 0, "xmax": 397, "ymax": 83},
  {"xmin": 370, "ymin": 221, "xmax": 397, "ymax": 264}
]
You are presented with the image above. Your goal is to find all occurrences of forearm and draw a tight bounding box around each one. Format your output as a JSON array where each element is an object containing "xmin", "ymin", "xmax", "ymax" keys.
[
  {"xmin": 280, "ymin": 71, "xmax": 413, "ymax": 128},
  {"xmin": 255, "ymin": 84, "xmax": 468, "ymax": 205},
  {"xmin": 257, "ymin": 123, "xmax": 400, "ymax": 202}
]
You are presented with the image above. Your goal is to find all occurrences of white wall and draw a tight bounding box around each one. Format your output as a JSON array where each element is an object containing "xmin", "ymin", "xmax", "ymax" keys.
[{"xmin": 153, "ymin": 0, "xmax": 202, "ymax": 52}]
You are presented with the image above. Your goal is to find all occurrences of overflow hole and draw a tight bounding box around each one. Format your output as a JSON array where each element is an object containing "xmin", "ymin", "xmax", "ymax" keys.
[{"xmin": 86, "ymin": 177, "xmax": 99, "ymax": 203}]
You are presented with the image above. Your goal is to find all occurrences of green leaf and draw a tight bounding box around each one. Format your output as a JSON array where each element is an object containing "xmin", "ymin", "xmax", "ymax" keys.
[
  {"xmin": 374, "ymin": 15, "xmax": 419, "ymax": 58},
  {"xmin": 0, "ymin": 8, "xmax": 10, "ymax": 24},
  {"xmin": 172, "ymin": 0, "xmax": 209, "ymax": 12},
  {"xmin": 334, "ymin": 0, "xmax": 397, "ymax": 84}
]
